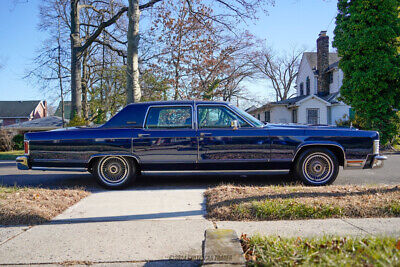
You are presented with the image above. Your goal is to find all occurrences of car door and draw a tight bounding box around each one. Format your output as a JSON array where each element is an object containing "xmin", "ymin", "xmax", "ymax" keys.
[
  {"xmin": 132, "ymin": 105, "xmax": 198, "ymax": 171},
  {"xmin": 196, "ymin": 104, "xmax": 270, "ymax": 170}
]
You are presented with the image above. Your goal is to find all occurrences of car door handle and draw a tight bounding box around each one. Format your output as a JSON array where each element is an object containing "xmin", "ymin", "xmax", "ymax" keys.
[
  {"xmin": 138, "ymin": 133, "xmax": 150, "ymax": 138},
  {"xmin": 200, "ymin": 132, "xmax": 212, "ymax": 137}
]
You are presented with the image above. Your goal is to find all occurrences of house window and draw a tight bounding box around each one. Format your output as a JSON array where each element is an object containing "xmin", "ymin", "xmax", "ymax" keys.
[
  {"xmin": 257, "ymin": 113, "xmax": 261, "ymax": 120},
  {"xmin": 329, "ymin": 72, "xmax": 333, "ymax": 84},
  {"xmin": 15, "ymin": 119, "xmax": 20, "ymax": 123},
  {"xmin": 292, "ymin": 109, "xmax": 297, "ymax": 123},
  {"xmin": 307, "ymin": 108, "xmax": 319, "ymax": 125},
  {"xmin": 306, "ymin": 77, "xmax": 310, "ymax": 95},
  {"xmin": 300, "ymin": 83, "xmax": 304, "ymax": 95},
  {"xmin": 264, "ymin": 111, "xmax": 270, "ymax": 123}
]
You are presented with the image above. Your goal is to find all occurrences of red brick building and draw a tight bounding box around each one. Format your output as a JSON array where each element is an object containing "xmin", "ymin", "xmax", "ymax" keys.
[{"xmin": 0, "ymin": 101, "xmax": 47, "ymax": 127}]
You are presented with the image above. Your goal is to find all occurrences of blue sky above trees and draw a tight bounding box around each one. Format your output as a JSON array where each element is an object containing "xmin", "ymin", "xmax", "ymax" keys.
[{"xmin": 0, "ymin": 0, "xmax": 337, "ymax": 106}]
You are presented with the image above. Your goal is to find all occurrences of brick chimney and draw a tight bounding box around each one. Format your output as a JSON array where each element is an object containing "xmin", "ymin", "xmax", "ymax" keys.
[{"xmin": 317, "ymin": 31, "xmax": 330, "ymax": 96}]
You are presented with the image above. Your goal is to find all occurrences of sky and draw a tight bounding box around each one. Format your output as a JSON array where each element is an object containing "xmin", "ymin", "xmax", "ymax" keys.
[{"xmin": 0, "ymin": 0, "xmax": 338, "ymax": 107}]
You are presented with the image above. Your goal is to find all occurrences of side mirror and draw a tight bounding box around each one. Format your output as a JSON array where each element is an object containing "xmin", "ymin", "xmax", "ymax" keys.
[{"xmin": 231, "ymin": 120, "xmax": 239, "ymax": 130}]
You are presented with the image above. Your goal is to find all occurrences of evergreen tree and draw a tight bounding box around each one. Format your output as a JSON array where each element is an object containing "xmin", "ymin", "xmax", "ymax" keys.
[{"xmin": 333, "ymin": 0, "xmax": 400, "ymax": 145}]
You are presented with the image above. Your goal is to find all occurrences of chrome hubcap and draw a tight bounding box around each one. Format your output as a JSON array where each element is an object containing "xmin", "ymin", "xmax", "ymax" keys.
[
  {"xmin": 302, "ymin": 153, "xmax": 334, "ymax": 183},
  {"xmin": 98, "ymin": 157, "xmax": 129, "ymax": 185}
]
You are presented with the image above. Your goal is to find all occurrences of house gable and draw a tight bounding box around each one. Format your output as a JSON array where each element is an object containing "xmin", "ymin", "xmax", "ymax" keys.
[
  {"xmin": 295, "ymin": 94, "xmax": 331, "ymax": 106},
  {"xmin": 296, "ymin": 53, "xmax": 317, "ymax": 96}
]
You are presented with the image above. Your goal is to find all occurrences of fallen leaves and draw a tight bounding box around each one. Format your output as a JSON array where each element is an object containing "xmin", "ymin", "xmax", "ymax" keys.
[{"xmin": 0, "ymin": 187, "xmax": 90, "ymax": 225}]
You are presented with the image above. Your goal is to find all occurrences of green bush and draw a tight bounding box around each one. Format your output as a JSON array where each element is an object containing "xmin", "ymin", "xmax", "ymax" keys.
[
  {"xmin": 68, "ymin": 114, "xmax": 87, "ymax": 127},
  {"xmin": 12, "ymin": 134, "xmax": 24, "ymax": 150}
]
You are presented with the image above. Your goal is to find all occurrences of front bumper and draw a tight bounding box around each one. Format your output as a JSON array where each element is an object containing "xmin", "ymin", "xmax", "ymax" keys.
[
  {"xmin": 16, "ymin": 156, "xmax": 30, "ymax": 170},
  {"xmin": 364, "ymin": 154, "xmax": 387, "ymax": 169}
]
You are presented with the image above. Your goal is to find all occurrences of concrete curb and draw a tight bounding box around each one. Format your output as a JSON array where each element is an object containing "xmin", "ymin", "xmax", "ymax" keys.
[{"xmin": 202, "ymin": 229, "xmax": 245, "ymax": 266}]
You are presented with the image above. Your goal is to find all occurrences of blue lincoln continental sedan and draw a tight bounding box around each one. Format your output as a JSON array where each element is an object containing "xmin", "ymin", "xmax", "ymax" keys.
[{"xmin": 16, "ymin": 100, "xmax": 386, "ymax": 189}]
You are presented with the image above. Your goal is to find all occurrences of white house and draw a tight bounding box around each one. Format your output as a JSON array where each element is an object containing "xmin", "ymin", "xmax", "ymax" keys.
[{"xmin": 249, "ymin": 31, "xmax": 351, "ymax": 125}]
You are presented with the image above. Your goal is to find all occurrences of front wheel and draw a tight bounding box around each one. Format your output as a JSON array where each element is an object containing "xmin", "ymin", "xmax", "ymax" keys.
[
  {"xmin": 294, "ymin": 148, "xmax": 339, "ymax": 186},
  {"xmin": 93, "ymin": 156, "xmax": 136, "ymax": 189}
]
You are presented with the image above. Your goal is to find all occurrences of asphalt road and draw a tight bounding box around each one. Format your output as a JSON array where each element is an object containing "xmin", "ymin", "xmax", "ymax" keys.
[{"xmin": 0, "ymin": 154, "xmax": 399, "ymax": 190}]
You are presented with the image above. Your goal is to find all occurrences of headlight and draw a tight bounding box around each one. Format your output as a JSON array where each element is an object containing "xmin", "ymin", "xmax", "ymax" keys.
[{"xmin": 373, "ymin": 140, "xmax": 379, "ymax": 155}]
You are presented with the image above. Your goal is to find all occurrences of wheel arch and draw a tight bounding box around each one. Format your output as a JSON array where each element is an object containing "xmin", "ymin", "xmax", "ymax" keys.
[
  {"xmin": 292, "ymin": 143, "xmax": 345, "ymax": 167},
  {"xmin": 87, "ymin": 154, "xmax": 141, "ymax": 174}
]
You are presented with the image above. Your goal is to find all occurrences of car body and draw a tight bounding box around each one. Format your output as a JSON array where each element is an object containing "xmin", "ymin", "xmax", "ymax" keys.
[{"xmin": 16, "ymin": 100, "xmax": 386, "ymax": 188}]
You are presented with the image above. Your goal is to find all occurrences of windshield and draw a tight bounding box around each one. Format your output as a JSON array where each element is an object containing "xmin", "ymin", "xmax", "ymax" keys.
[{"xmin": 230, "ymin": 105, "xmax": 264, "ymax": 127}]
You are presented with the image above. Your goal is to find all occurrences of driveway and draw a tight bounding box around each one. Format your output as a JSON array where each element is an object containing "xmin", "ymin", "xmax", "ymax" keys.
[{"xmin": 0, "ymin": 155, "xmax": 399, "ymax": 265}]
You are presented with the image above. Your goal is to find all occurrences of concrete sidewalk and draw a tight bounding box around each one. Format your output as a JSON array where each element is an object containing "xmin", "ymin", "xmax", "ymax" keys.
[
  {"xmin": 0, "ymin": 186, "xmax": 211, "ymax": 266},
  {"xmin": 1, "ymin": 185, "xmax": 399, "ymax": 266},
  {"xmin": 216, "ymin": 217, "xmax": 400, "ymax": 238}
]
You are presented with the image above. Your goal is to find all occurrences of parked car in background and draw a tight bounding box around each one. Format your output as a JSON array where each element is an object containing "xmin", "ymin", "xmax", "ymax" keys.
[{"xmin": 17, "ymin": 101, "xmax": 386, "ymax": 189}]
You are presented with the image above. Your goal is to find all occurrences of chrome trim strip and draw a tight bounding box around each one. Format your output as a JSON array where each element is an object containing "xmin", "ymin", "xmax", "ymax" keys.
[
  {"xmin": 26, "ymin": 137, "xmax": 132, "ymax": 142},
  {"xmin": 292, "ymin": 143, "xmax": 347, "ymax": 162},
  {"xmin": 88, "ymin": 154, "xmax": 141, "ymax": 164},
  {"xmin": 142, "ymin": 169, "xmax": 289, "ymax": 174},
  {"xmin": 31, "ymin": 167, "xmax": 87, "ymax": 172}
]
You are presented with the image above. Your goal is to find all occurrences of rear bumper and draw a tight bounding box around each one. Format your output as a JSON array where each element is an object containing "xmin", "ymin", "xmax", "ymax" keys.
[{"xmin": 16, "ymin": 156, "xmax": 30, "ymax": 170}]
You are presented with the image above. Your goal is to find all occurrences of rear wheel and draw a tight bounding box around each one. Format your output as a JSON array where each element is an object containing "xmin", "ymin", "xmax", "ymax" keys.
[
  {"xmin": 295, "ymin": 148, "xmax": 339, "ymax": 186},
  {"xmin": 93, "ymin": 156, "xmax": 136, "ymax": 189}
]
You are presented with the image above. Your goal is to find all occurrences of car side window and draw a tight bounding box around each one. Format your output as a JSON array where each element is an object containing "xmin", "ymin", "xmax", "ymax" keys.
[
  {"xmin": 197, "ymin": 106, "xmax": 250, "ymax": 129},
  {"xmin": 145, "ymin": 106, "xmax": 192, "ymax": 129}
]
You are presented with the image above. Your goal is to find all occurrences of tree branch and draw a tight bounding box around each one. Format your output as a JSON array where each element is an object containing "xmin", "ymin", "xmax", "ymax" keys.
[{"xmin": 80, "ymin": 6, "xmax": 128, "ymax": 52}]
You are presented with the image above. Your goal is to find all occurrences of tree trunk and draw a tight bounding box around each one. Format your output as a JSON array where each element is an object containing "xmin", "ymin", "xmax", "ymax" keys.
[
  {"xmin": 81, "ymin": 50, "xmax": 89, "ymax": 120},
  {"xmin": 126, "ymin": 0, "xmax": 141, "ymax": 104},
  {"xmin": 70, "ymin": 0, "xmax": 82, "ymax": 118}
]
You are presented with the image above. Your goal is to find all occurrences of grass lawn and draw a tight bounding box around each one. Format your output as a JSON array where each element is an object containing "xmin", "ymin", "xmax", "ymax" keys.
[
  {"xmin": 0, "ymin": 186, "xmax": 90, "ymax": 225},
  {"xmin": 205, "ymin": 185, "xmax": 400, "ymax": 221},
  {"xmin": 0, "ymin": 150, "xmax": 24, "ymax": 160},
  {"xmin": 241, "ymin": 234, "xmax": 400, "ymax": 266}
]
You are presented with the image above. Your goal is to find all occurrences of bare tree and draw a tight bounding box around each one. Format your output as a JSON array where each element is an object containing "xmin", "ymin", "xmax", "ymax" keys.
[
  {"xmin": 69, "ymin": 0, "xmax": 129, "ymax": 119},
  {"xmin": 125, "ymin": 0, "xmax": 274, "ymax": 104},
  {"xmin": 254, "ymin": 47, "xmax": 303, "ymax": 102}
]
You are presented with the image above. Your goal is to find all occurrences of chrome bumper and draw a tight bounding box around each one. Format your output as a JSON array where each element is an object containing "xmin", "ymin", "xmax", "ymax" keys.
[
  {"xmin": 16, "ymin": 156, "xmax": 30, "ymax": 170},
  {"xmin": 370, "ymin": 155, "xmax": 387, "ymax": 169}
]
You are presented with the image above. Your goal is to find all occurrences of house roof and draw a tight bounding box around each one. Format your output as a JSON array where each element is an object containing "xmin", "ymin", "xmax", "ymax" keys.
[
  {"xmin": 5, "ymin": 116, "xmax": 67, "ymax": 130},
  {"xmin": 304, "ymin": 52, "xmax": 340, "ymax": 71},
  {"xmin": 54, "ymin": 101, "xmax": 71, "ymax": 120},
  {"xmin": 270, "ymin": 95, "xmax": 308, "ymax": 105},
  {"xmin": 245, "ymin": 105, "xmax": 257, "ymax": 113},
  {"xmin": 0, "ymin": 101, "xmax": 41, "ymax": 118},
  {"xmin": 270, "ymin": 92, "xmax": 340, "ymax": 106},
  {"xmin": 320, "ymin": 92, "xmax": 340, "ymax": 104}
]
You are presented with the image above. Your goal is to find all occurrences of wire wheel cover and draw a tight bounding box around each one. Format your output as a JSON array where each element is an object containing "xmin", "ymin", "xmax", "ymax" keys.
[
  {"xmin": 302, "ymin": 152, "xmax": 334, "ymax": 183},
  {"xmin": 99, "ymin": 157, "xmax": 129, "ymax": 184}
]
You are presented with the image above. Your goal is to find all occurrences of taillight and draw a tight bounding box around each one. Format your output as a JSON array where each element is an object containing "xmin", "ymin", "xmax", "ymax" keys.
[{"xmin": 24, "ymin": 141, "xmax": 29, "ymax": 154}]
